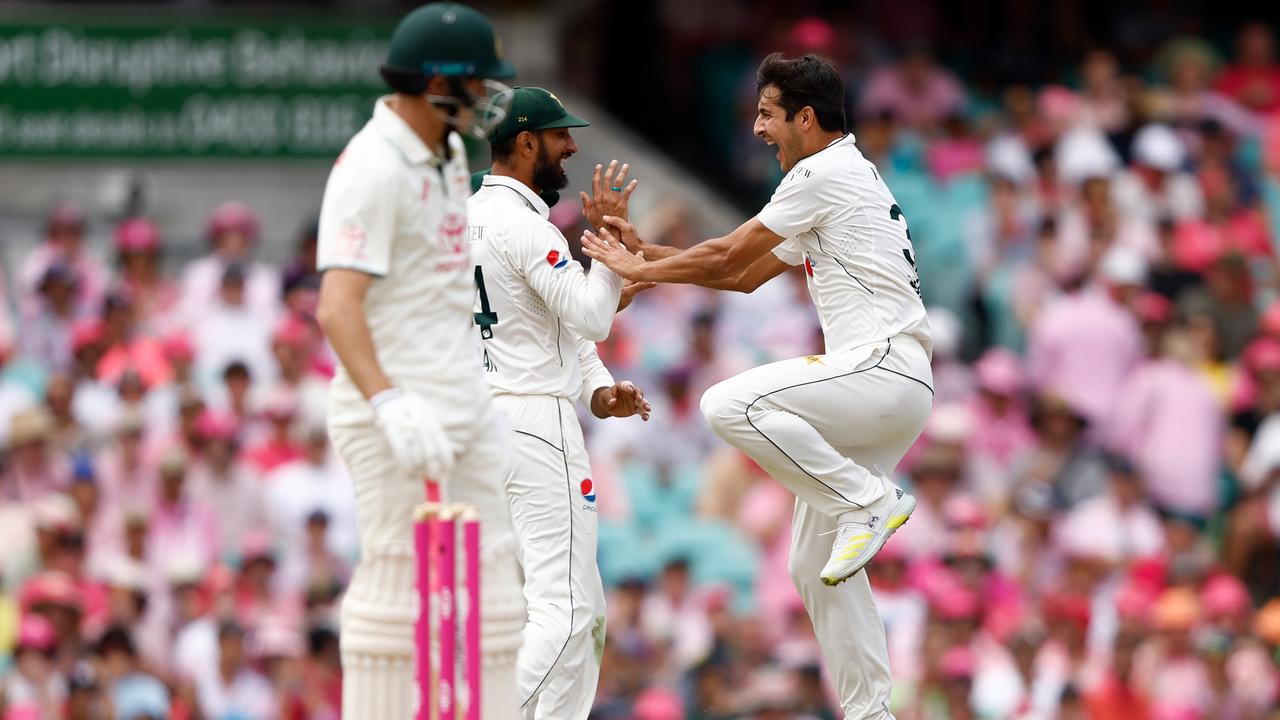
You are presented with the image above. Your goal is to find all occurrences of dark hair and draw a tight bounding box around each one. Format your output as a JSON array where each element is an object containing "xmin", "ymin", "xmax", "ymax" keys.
[
  {"xmin": 379, "ymin": 65, "xmax": 428, "ymax": 95},
  {"xmin": 490, "ymin": 134, "xmax": 520, "ymax": 164},
  {"xmin": 756, "ymin": 52, "xmax": 846, "ymax": 133}
]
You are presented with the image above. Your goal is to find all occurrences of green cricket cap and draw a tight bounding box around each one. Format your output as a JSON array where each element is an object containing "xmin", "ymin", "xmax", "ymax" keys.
[
  {"xmin": 384, "ymin": 2, "xmax": 516, "ymax": 79},
  {"xmin": 489, "ymin": 87, "xmax": 589, "ymax": 143}
]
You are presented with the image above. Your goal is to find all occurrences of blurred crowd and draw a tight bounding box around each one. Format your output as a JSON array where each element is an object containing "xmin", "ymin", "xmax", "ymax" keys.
[{"xmin": 4, "ymin": 10, "xmax": 1280, "ymax": 720}]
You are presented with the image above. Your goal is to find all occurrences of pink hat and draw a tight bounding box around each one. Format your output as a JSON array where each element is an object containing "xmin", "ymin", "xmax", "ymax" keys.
[
  {"xmin": 194, "ymin": 409, "xmax": 239, "ymax": 442},
  {"xmin": 19, "ymin": 571, "xmax": 82, "ymax": 612},
  {"xmin": 207, "ymin": 201, "xmax": 260, "ymax": 244},
  {"xmin": 1201, "ymin": 574, "xmax": 1250, "ymax": 618},
  {"xmin": 272, "ymin": 317, "xmax": 310, "ymax": 348},
  {"xmin": 1245, "ymin": 337, "xmax": 1280, "ymax": 375},
  {"xmin": 260, "ymin": 388, "xmax": 299, "ymax": 421},
  {"xmin": 1114, "ymin": 581, "xmax": 1158, "ymax": 622},
  {"xmin": 939, "ymin": 645, "xmax": 977, "ymax": 680},
  {"xmin": 250, "ymin": 615, "xmax": 304, "ymax": 659},
  {"xmin": 162, "ymin": 332, "xmax": 195, "ymax": 363},
  {"xmin": 71, "ymin": 319, "xmax": 107, "ymax": 352},
  {"xmin": 944, "ymin": 495, "xmax": 988, "ymax": 530},
  {"xmin": 974, "ymin": 348, "xmax": 1025, "ymax": 397},
  {"xmin": 46, "ymin": 201, "xmax": 86, "ymax": 234},
  {"xmin": 114, "ymin": 218, "xmax": 161, "ymax": 253},
  {"xmin": 16, "ymin": 614, "xmax": 57, "ymax": 651},
  {"xmin": 632, "ymin": 687, "xmax": 685, "ymax": 720},
  {"xmin": 1261, "ymin": 299, "xmax": 1280, "ymax": 337},
  {"xmin": 1135, "ymin": 292, "xmax": 1175, "ymax": 325},
  {"xmin": 1043, "ymin": 593, "xmax": 1091, "ymax": 631},
  {"xmin": 787, "ymin": 17, "xmax": 837, "ymax": 54}
]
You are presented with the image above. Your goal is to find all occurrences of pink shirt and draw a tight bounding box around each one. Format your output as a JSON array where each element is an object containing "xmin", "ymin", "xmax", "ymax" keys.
[
  {"xmin": 148, "ymin": 499, "xmax": 220, "ymax": 572},
  {"xmin": 1109, "ymin": 359, "xmax": 1223, "ymax": 515},
  {"xmin": 858, "ymin": 65, "xmax": 966, "ymax": 128},
  {"xmin": 1027, "ymin": 288, "xmax": 1143, "ymax": 430}
]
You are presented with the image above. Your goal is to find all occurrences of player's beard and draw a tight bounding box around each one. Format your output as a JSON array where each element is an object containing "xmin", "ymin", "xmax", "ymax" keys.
[{"xmin": 532, "ymin": 140, "xmax": 569, "ymax": 193}]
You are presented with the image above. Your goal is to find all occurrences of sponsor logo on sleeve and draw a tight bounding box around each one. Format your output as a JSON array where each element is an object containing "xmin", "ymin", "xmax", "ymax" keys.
[
  {"xmin": 547, "ymin": 249, "xmax": 569, "ymax": 269},
  {"xmin": 581, "ymin": 478, "xmax": 597, "ymax": 511},
  {"xmin": 804, "ymin": 252, "xmax": 815, "ymax": 277}
]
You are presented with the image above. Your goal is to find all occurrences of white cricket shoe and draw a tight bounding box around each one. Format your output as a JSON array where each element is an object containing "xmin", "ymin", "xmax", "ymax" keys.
[{"xmin": 820, "ymin": 486, "xmax": 916, "ymax": 587}]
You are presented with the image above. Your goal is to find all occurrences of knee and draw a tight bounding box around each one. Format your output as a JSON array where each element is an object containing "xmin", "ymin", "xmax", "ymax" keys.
[{"xmin": 700, "ymin": 380, "xmax": 749, "ymax": 439}]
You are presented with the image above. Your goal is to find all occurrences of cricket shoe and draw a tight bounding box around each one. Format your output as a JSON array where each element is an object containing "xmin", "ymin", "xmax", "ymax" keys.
[{"xmin": 820, "ymin": 486, "xmax": 915, "ymax": 587}]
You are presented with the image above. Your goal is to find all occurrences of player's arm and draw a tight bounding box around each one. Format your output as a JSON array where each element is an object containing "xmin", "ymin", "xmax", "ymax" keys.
[
  {"xmin": 581, "ymin": 216, "xmax": 785, "ymax": 286},
  {"xmin": 574, "ymin": 336, "xmax": 651, "ymax": 421},
  {"xmin": 699, "ymin": 252, "xmax": 793, "ymax": 293},
  {"xmin": 519, "ymin": 227, "xmax": 622, "ymax": 342},
  {"xmin": 316, "ymin": 270, "xmax": 392, "ymax": 400}
]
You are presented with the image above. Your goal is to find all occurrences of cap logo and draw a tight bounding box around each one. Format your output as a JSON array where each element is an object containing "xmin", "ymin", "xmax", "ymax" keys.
[
  {"xmin": 547, "ymin": 91, "xmax": 563, "ymax": 107},
  {"xmin": 518, "ymin": 115, "xmax": 528, "ymax": 122},
  {"xmin": 443, "ymin": 10, "xmax": 457, "ymax": 22}
]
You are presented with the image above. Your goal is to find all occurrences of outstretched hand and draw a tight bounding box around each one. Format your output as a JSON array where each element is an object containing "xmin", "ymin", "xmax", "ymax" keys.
[
  {"xmin": 581, "ymin": 160, "xmax": 637, "ymax": 231},
  {"xmin": 582, "ymin": 226, "xmax": 646, "ymax": 280},
  {"xmin": 593, "ymin": 380, "xmax": 651, "ymax": 421}
]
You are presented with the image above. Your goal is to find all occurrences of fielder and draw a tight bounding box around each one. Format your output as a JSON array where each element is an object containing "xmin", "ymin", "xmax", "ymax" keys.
[
  {"xmin": 315, "ymin": 4, "xmax": 524, "ymax": 717},
  {"xmin": 467, "ymin": 87, "xmax": 651, "ymax": 719},
  {"xmin": 581, "ymin": 53, "xmax": 933, "ymax": 719}
]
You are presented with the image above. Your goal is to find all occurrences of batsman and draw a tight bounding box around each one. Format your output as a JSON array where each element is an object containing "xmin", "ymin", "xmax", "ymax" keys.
[{"xmin": 316, "ymin": 4, "xmax": 524, "ymax": 717}]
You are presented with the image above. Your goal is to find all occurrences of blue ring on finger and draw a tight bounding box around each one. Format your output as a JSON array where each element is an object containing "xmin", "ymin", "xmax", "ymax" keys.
[{"xmin": 611, "ymin": 187, "xmax": 622, "ymax": 191}]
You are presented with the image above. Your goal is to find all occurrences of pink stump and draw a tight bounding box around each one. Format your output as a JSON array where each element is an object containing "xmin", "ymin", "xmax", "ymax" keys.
[
  {"xmin": 437, "ymin": 510, "xmax": 458, "ymax": 719},
  {"xmin": 463, "ymin": 513, "xmax": 481, "ymax": 720}
]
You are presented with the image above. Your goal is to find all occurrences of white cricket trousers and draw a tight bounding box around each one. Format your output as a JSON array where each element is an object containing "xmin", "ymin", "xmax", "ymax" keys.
[
  {"xmin": 328, "ymin": 374, "xmax": 525, "ymax": 720},
  {"xmin": 493, "ymin": 393, "xmax": 605, "ymax": 720},
  {"xmin": 700, "ymin": 335, "xmax": 933, "ymax": 720}
]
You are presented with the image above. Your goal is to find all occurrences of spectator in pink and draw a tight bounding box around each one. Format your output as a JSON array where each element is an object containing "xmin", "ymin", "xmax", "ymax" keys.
[
  {"xmin": 147, "ymin": 448, "xmax": 219, "ymax": 574},
  {"xmin": 186, "ymin": 410, "xmax": 264, "ymax": 558},
  {"xmin": 19, "ymin": 264, "xmax": 85, "ymax": 375},
  {"xmin": 180, "ymin": 201, "xmax": 280, "ymax": 324},
  {"xmin": 1216, "ymin": 22, "xmax": 1280, "ymax": 115},
  {"xmin": 1132, "ymin": 588, "xmax": 1215, "ymax": 719},
  {"xmin": 858, "ymin": 46, "xmax": 966, "ymax": 131},
  {"xmin": 245, "ymin": 388, "xmax": 303, "ymax": 474},
  {"xmin": 966, "ymin": 349, "xmax": 1035, "ymax": 505},
  {"xmin": 94, "ymin": 412, "xmax": 158, "ymax": 516},
  {"xmin": 96, "ymin": 292, "xmax": 172, "ymax": 392},
  {"xmin": 113, "ymin": 218, "xmax": 180, "ymax": 335},
  {"xmin": 1071, "ymin": 49, "xmax": 1130, "ymax": 133},
  {"xmin": 3, "ymin": 407, "xmax": 69, "ymax": 504},
  {"xmin": 1056, "ymin": 454, "xmax": 1165, "ymax": 567},
  {"xmin": 1110, "ymin": 323, "xmax": 1224, "ymax": 518},
  {"xmin": 2, "ymin": 614, "xmax": 66, "ymax": 718},
  {"xmin": 17, "ymin": 202, "xmax": 107, "ymax": 320},
  {"xmin": 1027, "ymin": 246, "xmax": 1145, "ymax": 434}
]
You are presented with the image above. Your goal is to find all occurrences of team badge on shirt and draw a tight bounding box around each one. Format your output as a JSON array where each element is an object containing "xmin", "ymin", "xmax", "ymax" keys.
[{"xmin": 546, "ymin": 249, "xmax": 569, "ymax": 269}]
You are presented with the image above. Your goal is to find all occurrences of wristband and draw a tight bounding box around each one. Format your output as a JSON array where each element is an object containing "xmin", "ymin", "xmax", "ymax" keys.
[{"xmin": 371, "ymin": 387, "xmax": 402, "ymax": 411}]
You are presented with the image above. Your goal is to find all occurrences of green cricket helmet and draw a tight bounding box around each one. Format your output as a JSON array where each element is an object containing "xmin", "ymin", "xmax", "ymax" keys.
[{"xmin": 382, "ymin": 2, "xmax": 516, "ymax": 81}]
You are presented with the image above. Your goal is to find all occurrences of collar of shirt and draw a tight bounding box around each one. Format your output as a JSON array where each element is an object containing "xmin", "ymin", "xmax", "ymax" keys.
[
  {"xmin": 481, "ymin": 175, "xmax": 550, "ymax": 219},
  {"xmin": 371, "ymin": 96, "xmax": 439, "ymax": 166}
]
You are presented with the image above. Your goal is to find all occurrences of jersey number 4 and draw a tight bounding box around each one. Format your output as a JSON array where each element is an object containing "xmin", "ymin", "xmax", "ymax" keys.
[
  {"xmin": 889, "ymin": 204, "xmax": 923, "ymax": 300},
  {"xmin": 473, "ymin": 266, "xmax": 498, "ymax": 339}
]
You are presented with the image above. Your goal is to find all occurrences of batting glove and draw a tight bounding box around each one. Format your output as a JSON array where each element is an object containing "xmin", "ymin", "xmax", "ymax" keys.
[{"xmin": 371, "ymin": 388, "xmax": 454, "ymax": 480}]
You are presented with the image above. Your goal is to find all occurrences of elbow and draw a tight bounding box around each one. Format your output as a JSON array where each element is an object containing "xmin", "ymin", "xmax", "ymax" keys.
[
  {"xmin": 315, "ymin": 287, "xmax": 348, "ymax": 335},
  {"xmin": 579, "ymin": 318, "xmax": 611, "ymax": 343}
]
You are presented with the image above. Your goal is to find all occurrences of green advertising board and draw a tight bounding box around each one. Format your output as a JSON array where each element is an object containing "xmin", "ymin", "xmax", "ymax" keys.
[{"xmin": 0, "ymin": 14, "xmax": 395, "ymax": 158}]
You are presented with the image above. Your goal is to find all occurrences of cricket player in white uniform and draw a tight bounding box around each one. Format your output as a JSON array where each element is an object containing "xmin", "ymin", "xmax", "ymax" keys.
[
  {"xmin": 581, "ymin": 53, "xmax": 933, "ymax": 719},
  {"xmin": 315, "ymin": 5, "xmax": 524, "ymax": 718},
  {"xmin": 466, "ymin": 87, "xmax": 651, "ymax": 720}
]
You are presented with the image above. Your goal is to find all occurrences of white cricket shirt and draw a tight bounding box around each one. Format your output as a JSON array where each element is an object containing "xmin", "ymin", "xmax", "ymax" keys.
[
  {"xmin": 759, "ymin": 134, "xmax": 932, "ymax": 357},
  {"xmin": 316, "ymin": 97, "xmax": 478, "ymax": 385},
  {"xmin": 466, "ymin": 175, "xmax": 619, "ymax": 403}
]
